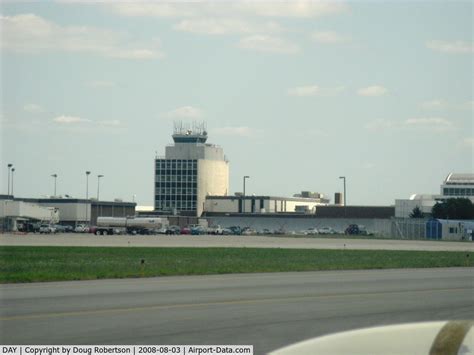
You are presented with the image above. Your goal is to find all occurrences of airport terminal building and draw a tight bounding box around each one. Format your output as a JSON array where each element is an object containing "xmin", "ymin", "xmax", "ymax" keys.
[
  {"xmin": 0, "ymin": 195, "xmax": 135, "ymax": 231},
  {"xmin": 395, "ymin": 173, "xmax": 474, "ymax": 218},
  {"xmin": 204, "ymin": 194, "xmax": 329, "ymax": 214}
]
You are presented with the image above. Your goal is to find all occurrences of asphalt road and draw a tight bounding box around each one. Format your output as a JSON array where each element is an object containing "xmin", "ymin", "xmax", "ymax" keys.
[
  {"xmin": 1, "ymin": 268, "xmax": 473, "ymax": 354},
  {"xmin": 1, "ymin": 233, "xmax": 474, "ymax": 251}
]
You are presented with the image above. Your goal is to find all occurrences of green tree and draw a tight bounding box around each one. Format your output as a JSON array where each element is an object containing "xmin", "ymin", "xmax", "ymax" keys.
[
  {"xmin": 409, "ymin": 206, "xmax": 424, "ymax": 218},
  {"xmin": 431, "ymin": 198, "xmax": 474, "ymax": 220}
]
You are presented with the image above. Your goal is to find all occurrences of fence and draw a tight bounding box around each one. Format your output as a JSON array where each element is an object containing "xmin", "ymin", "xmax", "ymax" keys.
[
  {"xmin": 207, "ymin": 216, "xmax": 394, "ymax": 237},
  {"xmin": 391, "ymin": 218, "xmax": 430, "ymax": 239}
]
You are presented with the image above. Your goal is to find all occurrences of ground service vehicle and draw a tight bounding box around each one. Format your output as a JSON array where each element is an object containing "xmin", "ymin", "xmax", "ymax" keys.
[{"xmin": 91, "ymin": 217, "xmax": 168, "ymax": 235}]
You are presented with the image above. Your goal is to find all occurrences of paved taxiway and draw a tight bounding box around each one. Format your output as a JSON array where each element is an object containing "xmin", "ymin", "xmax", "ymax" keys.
[
  {"xmin": 1, "ymin": 233, "xmax": 473, "ymax": 251},
  {"xmin": 1, "ymin": 268, "xmax": 473, "ymax": 354}
]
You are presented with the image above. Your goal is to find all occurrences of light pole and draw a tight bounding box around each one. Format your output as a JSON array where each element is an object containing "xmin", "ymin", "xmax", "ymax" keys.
[
  {"xmin": 97, "ymin": 174, "xmax": 104, "ymax": 200},
  {"xmin": 85, "ymin": 171, "xmax": 91, "ymax": 225},
  {"xmin": 7, "ymin": 163, "xmax": 12, "ymax": 195},
  {"xmin": 11, "ymin": 168, "xmax": 15, "ymax": 196},
  {"xmin": 339, "ymin": 176, "xmax": 346, "ymax": 217},
  {"xmin": 51, "ymin": 174, "xmax": 58, "ymax": 196},
  {"xmin": 243, "ymin": 175, "xmax": 250, "ymax": 213}
]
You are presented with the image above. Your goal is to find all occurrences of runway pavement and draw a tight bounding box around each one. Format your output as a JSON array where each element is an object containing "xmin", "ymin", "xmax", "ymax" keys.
[
  {"xmin": 1, "ymin": 233, "xmax": 474, "ymax": 251},
  {"xmin": 1, "ymin": 268, "xmax": 473, "ymax": 354}
]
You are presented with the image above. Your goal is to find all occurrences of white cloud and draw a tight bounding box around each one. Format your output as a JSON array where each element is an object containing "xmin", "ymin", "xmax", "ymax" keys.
[
  {"xmin": 23, "ymin": 103, "xmax": 44, "ymax": 113},
  {"xmin": 238, "ymin": 35, "xmax": 299, "ymax": 54},
  {"xmin": 164, "ymin": 106, "xmax": 204, "ymax": 119},
  {"xmin": 426, "ymin": 40, "xmax": 473, "ymax": 54},
  {"xmin": 1, "ymin": 14, "xmax": 163, "ymax": 59},
  {"xmin": 112, "ymin": 2, "xmax": 348, "ymax": 19},
  {"xmin": 113, "ymin": 3, "xmax": 199, "ymax": 18},
  {"xmin": 420, "ymin": 100, "xmax": 448, "ymax": 110},
  {"xmin": 357, "ymin": 85, "xmax": 388, "ymax": 97},
  {"xmin": 288, "ymin": 85, "xmax": 344, "ymax": 96},
  {"xmin": 366, "ymin": 117, "xmax": 454, "ymax": 132},
  {"xmin": 52, "ymin": 116, "xmax": 123, "ymax": 130},
  {"xmin": 53, "ymin": 115, "xmax": 91, "ymax": 124},
  {"xmin": 212, "ymin": 126, "xmax": 255, "ymax": 137},
  {"xmin": 233, "ymin": 2, "xmax": 348, "ymax": 18},
  {"xmin": 173, "ymin": 18, "xmax": 283, "ymax": 35},
  {"xmin": 420, "ymin": 99, "xmax": 474, "ymax": 110},
  {"xmin": 404, "ymin": 117, "xmax": 453, "ymax": 128},
  {"xmin": 311, "ymin": 31, "xmax": 349, "ymax": 44}
]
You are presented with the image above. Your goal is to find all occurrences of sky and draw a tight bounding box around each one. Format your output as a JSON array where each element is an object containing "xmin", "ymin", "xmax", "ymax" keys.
[{"xmin": 1, "ymin": 1, "xmax": 473, "ymax": 207}]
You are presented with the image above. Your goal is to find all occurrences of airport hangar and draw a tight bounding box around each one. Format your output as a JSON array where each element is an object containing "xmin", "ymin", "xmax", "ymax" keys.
[{"xmin": 0, "ymin": 195, "xmax": 135, "ymax": 232}]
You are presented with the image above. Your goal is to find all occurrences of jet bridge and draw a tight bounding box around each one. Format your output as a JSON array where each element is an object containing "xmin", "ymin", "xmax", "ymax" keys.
[{"xmin": 0, "ymin": 199, "xmax": 59, "ymax": 231}]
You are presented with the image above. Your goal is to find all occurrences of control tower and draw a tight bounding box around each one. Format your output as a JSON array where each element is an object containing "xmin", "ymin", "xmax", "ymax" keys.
[{"xmin": 155, "ymin": 122, "xmax": 229, "ymax": 216}]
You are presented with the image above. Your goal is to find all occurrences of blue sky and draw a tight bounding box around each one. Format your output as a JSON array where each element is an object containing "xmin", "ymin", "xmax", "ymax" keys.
[{"xmin": 1, "ymin": 1, "xmax": 472, "ymax": 206}]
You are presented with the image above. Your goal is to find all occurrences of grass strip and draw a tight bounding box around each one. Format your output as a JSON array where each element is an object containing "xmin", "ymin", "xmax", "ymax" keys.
[{"xmin": 0, "ymin": 246, "xmax": 472, "ymax": 283}]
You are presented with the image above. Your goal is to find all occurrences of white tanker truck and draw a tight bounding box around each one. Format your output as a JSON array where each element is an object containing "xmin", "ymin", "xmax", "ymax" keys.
[{"xmin": 91, "ymin": 216, "xmax": 169, "ymax": 235}]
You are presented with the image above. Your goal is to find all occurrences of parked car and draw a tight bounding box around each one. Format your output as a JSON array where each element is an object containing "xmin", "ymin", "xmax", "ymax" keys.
[
  {"xmin": 228, "ymin": 226, "xmax": 242, "ymax": 235},
  {"xmin": 345, "ymin": 224, "xmax": 359, "ymax": 235},
  {"xmin": 221, "ymin": 227, "xmax": 233, "ymax": 235},
  {"xmin": 180, "ymin": 226, "xmax": 191, "ymax": 235},
  {"xmin": 358, "ymin": 225, "xmax": 373, "ymax": 236},
  {"xmin": 241, "ymin": 227, "xmax": 256, "ymax": 235},
  {"xmin": 74, "ymin": 224, "xmax": 89, "ymax": 233},
  {"xmin": 191, "ymin": 225, "xmax": 207, "ymax": 235},
  {"xmin": 39, "ymin": 224, "xmax": 56, "ymax": 234},
  {"xmin": 165, "ymin": 226, "xmax": 181, "ymax": 235},
  {"xmin": 303, "ymin": 228, "xmax": 319, "ymax": 235},
  {"xmin": 207, "ymin": 225, "xmax": 224, "ymax": 235},
  {"xmin": 53, "ymin": 224, "xmax": 70, "ymax": 233},
  {"xmin": 344, "ymin": 224, "xmax": 373, "ymax": 236},
  {"xmin": 318, "ymin": 227, "xmax": 336, "ymax": 235},
  {"xmin": 346, "ymin": 224, "xmax": 369, "ymax": 235}
]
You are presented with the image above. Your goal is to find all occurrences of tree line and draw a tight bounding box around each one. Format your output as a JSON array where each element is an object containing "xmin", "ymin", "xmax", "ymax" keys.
[{"xmin": 410, "ymin": 198, "xmax": 474, "ymax": 220}]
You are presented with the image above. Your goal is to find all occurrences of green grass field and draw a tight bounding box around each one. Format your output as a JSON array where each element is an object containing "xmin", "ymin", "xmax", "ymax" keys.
[{"xmin": 0, "ymin": 246, "xmax": 472, "ymax": 283}]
